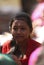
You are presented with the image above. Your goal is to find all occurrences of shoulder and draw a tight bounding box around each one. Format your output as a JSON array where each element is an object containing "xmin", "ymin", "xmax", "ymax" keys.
[
  {"xmin": 28, "ymin": 38, "xmax": 41, "ymax": 47},
  {"xmin": 2, "ymin": 40, "xmax": 11, "ymax": 47},
  {"xmin": 26, "ymin": 38, "xmax": 41, "ymax": 56},
  {"xmin": 2, "ymin": 40, "xmax": 11, "ymax": 53}
]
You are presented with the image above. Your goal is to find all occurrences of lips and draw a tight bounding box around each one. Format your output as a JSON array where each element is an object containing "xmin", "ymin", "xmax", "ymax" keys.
[{"xmin": 15, "ymin": 35, "xmax": 24, "ymax": 38}]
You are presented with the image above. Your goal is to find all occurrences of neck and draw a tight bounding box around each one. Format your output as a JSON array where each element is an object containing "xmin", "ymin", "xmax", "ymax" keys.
[{"xmin": 16, "ymin": 40, "xmax": 28, "ymax": 54}]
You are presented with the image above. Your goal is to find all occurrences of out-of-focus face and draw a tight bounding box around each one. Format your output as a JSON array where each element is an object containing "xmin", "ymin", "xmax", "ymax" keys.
[{"xmin": 10, "ymin": 20, "xmax": 31, "ymax": 43}]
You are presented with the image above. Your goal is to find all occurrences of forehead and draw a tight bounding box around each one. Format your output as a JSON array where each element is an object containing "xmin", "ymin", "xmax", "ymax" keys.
[{"xmin": 12, "ymin": 20, "xmax": 28, "ymax": 27}]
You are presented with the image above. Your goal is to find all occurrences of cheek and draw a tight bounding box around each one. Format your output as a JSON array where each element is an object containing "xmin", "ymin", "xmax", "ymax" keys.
[
  {"xmin": 26, "ymin": 33, "xmax": 30, "ymax": 38},
  {"xmin": 24, "ymin": 31, "xmax": 30, "ymax": 38},
  {"xmin": 11, "ymin": 29, "xmax": 16, "ymax": 36},
  {"xmin": 24, "ymin": 28, "xmax": 31, "ymax": 38}
]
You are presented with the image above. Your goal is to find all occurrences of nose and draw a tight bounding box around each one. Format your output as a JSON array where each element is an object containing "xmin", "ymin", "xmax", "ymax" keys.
[{"xmin": 17, "ymin": 29, "xmax": 21, "ymax": 34}]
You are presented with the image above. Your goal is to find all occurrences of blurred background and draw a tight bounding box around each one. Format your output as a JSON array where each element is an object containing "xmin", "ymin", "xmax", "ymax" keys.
[
  {"xmin": 0, "ymin": 0, "xmax": 44, "ymax": 47},
  {"xmin": 0, "ymin": 0, "xmax": 37, "ymax": 33}
]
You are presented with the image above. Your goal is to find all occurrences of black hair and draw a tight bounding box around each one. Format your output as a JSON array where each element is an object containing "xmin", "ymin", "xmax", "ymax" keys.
[{"xmin": 9, "ymin": 12, "xmax": 33, "ymax": 32}]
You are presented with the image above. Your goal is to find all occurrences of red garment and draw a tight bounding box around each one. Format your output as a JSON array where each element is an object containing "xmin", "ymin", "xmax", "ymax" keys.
[{"xmin": 2, "ymin": 38, "xmax": 41, "ymax": 65}]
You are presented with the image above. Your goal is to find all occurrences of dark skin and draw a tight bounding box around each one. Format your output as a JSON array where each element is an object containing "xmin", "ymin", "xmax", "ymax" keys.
[
  {"xmin": 7, "ymin": 19, "xmax": 32, "ymax": 65},
  {"xmin": 10, "ymin": 19, "xmax": 31, "ymax": 58}
]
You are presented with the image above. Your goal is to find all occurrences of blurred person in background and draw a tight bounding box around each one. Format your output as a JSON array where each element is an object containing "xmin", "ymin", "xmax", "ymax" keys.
[
  {"xmin": 35, "ymin": 44, "xmax": 44, "ymax": 65},
  {"xmin": 2, "ymin": 12, "xmax": 41, "ymax": 65},
  {"xmin": 31, "ymin": 0, "xmax": 44, "ymax": 44},
  {"xmin": 31, "ymin": 0, "xmax": 44, "ymax": 21}
]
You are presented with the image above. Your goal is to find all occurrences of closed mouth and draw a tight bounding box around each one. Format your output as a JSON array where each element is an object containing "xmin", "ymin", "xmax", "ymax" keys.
[{"xmin": 15, "ymin": 35, "xmax": 23, "ymax": 38}]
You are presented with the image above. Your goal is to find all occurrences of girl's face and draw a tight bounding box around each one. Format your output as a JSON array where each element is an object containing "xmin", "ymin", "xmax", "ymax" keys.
[{"xmin": 10, "ymin": 20, "xmax": 31, "ymax": 43}]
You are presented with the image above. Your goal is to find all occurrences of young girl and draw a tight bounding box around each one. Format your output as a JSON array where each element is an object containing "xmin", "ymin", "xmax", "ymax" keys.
[{"xmin": 2, "ymin": 12, "xmax": 41, "ymax": 65}]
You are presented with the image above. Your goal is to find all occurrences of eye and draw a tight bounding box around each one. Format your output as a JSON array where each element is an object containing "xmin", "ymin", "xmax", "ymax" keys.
[
  {"xmin": 13, "ymin": 27, "xmax": 18, "ymax": 31},
  {"xmin": 21, "ymin": 27, "xmax": 26, "ymax": 31}
]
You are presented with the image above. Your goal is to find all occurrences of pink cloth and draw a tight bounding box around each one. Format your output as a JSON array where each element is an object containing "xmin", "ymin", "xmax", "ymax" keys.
[
  {"xmin": 31, "ymin": 2, "xmax": 44, "ymax": 21},
  {"xmin": 28, "ymin": 46, "xmax": 42, "ymax": 65}
]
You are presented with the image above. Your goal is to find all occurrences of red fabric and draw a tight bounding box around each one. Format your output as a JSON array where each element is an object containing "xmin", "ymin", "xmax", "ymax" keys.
[{"xmin": 2, "ymin": 39, "xmax": 41, "ymax": 65}]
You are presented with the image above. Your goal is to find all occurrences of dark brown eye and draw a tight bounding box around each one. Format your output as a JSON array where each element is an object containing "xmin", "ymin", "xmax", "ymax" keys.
[
  {"xmin": 13, "ymin": 27, "xmax": 18, "ymax": 31},
  {"xmin": 21, "ymin": 28, "xmax": 26, "ymax": 31}
]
